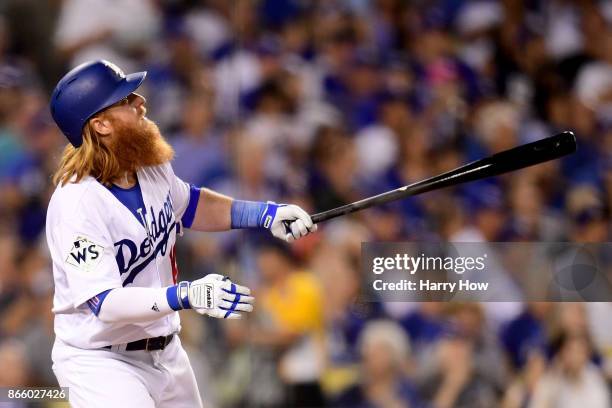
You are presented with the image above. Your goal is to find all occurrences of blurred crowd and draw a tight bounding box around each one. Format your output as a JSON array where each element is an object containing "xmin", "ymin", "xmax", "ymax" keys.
[{"xmin": 0, "ymin": 0, "xmax": 611, "ymax": 407}]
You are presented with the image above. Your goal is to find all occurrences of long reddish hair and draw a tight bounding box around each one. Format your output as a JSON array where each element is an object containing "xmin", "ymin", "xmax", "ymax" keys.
[{"xmin": 53, "ymin": 122, "xmax": 121, "ymax": 187}]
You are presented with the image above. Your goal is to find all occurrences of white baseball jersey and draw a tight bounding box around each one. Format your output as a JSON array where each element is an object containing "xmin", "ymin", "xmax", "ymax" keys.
[{"xmin": 46, "ymin": 162, "xmax": 197, "ymax": 349}]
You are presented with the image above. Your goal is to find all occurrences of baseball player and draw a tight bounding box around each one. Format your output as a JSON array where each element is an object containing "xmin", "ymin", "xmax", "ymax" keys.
[{"xmin": 46, "ymin": 60, "xmax": 317, "ymax": 407}]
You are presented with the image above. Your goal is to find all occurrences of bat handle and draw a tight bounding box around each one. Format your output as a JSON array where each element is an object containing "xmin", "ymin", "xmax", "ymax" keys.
[
  {"xmin": 311, "ymin": 213, "xmax": 325, "ymax": 224},
  {"xmin": 282, "ymin": 220, "xmax": 292, "ymax": 233},
  {"xmin": 311, "ymin": 207, "xmax": 351, "ymax": 224}
]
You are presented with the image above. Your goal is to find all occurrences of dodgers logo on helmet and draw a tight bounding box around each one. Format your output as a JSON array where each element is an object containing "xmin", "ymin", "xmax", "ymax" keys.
[{"xmin": 102, "ymin": 61, "xmax": 125, "ymax": 79}]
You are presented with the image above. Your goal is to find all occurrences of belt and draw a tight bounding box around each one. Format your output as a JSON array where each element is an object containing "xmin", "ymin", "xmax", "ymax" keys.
[{"xmin": 103, "ymin": 334, "xmax": 174, "ymax": 352}]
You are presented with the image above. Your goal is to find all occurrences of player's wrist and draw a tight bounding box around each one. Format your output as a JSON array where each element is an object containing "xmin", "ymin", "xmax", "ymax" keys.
[
  {"xmin": 231, "ymin": 200, "xmax": 275, "ymax": 229},
  {"xmin": 166, "ymin": 281, "xmax": 191, "ymax": 311},
  {"xmin": 167, "ymin": 274, "xmax": 254, "ymax": 319}
]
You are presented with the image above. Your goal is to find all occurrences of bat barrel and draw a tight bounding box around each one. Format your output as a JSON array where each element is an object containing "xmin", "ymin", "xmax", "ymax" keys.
[{"xmin": 485, "ymin": 130, "xmax": 576, "ymax": 174}]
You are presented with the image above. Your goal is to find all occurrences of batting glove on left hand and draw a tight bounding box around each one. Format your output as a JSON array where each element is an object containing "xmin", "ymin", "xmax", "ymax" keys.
[
  {"xmin": 261, "ymin": 202, "xmax": 318, "ymax": 242},
  {"xmin": 179, "ymin": 274, "xmax": 254, "ymax": 319}
]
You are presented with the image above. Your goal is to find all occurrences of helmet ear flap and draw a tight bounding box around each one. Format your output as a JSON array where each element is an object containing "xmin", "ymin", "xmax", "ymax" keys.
[{"xmin": 49, "ymin": 60, "xmax": 146, "ymax": 147}]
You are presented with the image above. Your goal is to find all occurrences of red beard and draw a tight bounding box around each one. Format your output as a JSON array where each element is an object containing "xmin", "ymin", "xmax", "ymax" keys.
[{"xmin": 108, "ymin": 117, "xmax": 174, "ymax": 172}]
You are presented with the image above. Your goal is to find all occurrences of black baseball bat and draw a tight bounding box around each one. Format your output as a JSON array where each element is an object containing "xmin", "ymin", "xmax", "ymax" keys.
[{"xmin": 310, "ymin": 131, "xmax": 577, "ymax": 224}]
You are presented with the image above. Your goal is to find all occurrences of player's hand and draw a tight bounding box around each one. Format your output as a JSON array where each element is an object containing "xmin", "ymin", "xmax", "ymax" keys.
[
  {"xmin": 262, "ymin": 202, "xmax": 317, "ymax": 242},
  {"xmin": 186, "ymin": 274, "xmax": 254, "ymax": 319}
]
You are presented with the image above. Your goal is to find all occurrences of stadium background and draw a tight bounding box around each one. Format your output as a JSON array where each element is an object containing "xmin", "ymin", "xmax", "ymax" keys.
[{"xmin": 0, "ymin": 0, "xmax": 611, "ymax": 407}]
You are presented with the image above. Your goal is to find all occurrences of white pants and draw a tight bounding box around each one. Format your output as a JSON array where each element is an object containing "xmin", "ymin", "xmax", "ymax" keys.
[{"xmin": 52, "ymin": 335, "xmax": 204, "ymax": 408}]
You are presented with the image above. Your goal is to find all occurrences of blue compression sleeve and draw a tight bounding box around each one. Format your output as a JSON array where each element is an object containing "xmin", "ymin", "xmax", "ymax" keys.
[
  {"xmin": 166, "ymin": 286, "xmax": 182, "ymax": 311},
  {"xmin": 230, "ymin": 200, "xmax": 267, "ymax": 229}
]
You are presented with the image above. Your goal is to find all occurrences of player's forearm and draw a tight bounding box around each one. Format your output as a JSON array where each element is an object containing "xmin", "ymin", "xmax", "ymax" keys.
[
  {"xmin": 187, "ymin": 189, "xmax": 271, "ymax": 231},
  {"xmin": 96, "ymin": 277, "xmax": 252, "ymax": 323},
  {"xmin": 188, "ymin": 188, "xmax": 232, "ymax": 231},
  {"xmin": 97, "ymin": 287, "xmax": 177, "ymax": 324},
  {"xmin": 186, "ymin": 188, "xmax": 316, "ymax": 241}
]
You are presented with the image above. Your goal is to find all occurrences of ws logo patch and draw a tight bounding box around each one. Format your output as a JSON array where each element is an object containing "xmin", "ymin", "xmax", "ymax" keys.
[{"xmin": 66, "ymin": 237, "xmax": 105, "ymax": 272}]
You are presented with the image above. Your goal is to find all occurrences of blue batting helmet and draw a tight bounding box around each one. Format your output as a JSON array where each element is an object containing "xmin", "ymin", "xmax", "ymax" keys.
[{"xmin": 50, "ymin": 60, "xmax": 146, "ymax": 147}]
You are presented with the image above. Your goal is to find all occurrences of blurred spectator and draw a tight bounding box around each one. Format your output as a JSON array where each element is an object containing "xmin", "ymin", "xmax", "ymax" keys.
[
  {"xmin": 0, "ymin": 340, "xmax": 29, "ymax": 387},
  {"xmin": 416, "ymin": 303, "xmax": 506, "ymax": 408},
  {"xmin": 0, "ymin": 51, "xmax": 28, "ymax": 181},
  {"xmin": 461, "ymin": 183, "xmax": 508, "ymax": 241},
  {"xmin": 500, "ymin": 302, "xmax": 552, "ymax": 371},
  {"xmin": 566, "ymin": 184, "xmax": 610, "ymax": 242},
  {"xmin": 2, "ymin": 0, "xmax": 63, "ymax": 90},
  {"xmin": 54, "ymin": 0, "xmax": 160, "ymax": 70},
  {"xmin": 249, "ymin": 240, "xmax": 326, "ymax": 407},
  {"xmin": 308, "ymin": 126, "xmax": 359, "ymax": 213},
  {"xmin": 3, "ymin": 110, "xmax": 62, "ymax": 243},
  {"xmin": 473, "ymin": 99, "xmax": 520, "ymax": 154},
  {"xmin": 313, "ymin": 238, "xmax": 385, "ymax": 399},
  {"xmin": 529, "ymin": 333, "xmax": 610, "ymax": 408},
  {"xmin": 334, "ymin": 319, "xmax": 422, "ymax": 408},
  {"xmin": 182, "ymin": 2, "xmax": 231, "ymax": 58},
  {"xmin": 574, "ymin": 29, "xmax": 612, "ymax": 122},
  {"xmin": 502, "ymin": 350, "xmax": 547, "ymax": 408},
  {"xmin": 399, "ymin": 303, "xmax": 445, "ymax": 360},
  {"xmin": 508, "ymin": 178, "xmax": 565, "ymax": 240},
  {"xmin": 354, "ymin": 94, "xmax": 412, "ymax": 183},
  {"xmin": 170, "ymin": 90, "xmax": 229, "ymax": 187},
  {"xmin": 223, "ymin": 130, "xmax": 281, "ymax": 201},
  {"xmin": 0, "ymin": 232, "xmax": 19, "ymax": 320},
  {"xmin": 143, "ymin": 23, "xmax": 208, "ymax": 132}
]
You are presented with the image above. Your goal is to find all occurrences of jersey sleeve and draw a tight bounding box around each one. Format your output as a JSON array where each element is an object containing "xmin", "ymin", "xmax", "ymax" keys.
[
  {"xmin": 163, "ymin": 163, "xmax": 200, "ymax": 229},
  {"xmin": 51, "ymin": 214, "xmax": 122, "ymax": 309}
]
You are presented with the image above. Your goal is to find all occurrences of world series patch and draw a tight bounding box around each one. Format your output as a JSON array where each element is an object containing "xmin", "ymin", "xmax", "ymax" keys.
[{"xmin": 66, "ymin": 236, "xmax": 105, "ymax": 272}]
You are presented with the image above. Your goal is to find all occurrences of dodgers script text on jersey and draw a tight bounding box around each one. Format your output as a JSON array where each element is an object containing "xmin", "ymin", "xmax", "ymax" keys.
[{"xmin": 115, "ymin": 192, "xmax": 177, "ymax": 286}]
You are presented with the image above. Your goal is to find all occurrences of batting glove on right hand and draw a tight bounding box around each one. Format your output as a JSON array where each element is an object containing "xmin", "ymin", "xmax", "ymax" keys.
[
  {"xmin": 262, "ymin": 202, "xmax": 317, "ymax": 242},
  {"xmin": 179, "ymin": 274, "xmax": 254, "ymax": 319}
]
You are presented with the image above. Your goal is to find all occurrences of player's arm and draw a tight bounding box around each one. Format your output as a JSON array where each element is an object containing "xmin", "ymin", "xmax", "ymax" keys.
[
  {"xmin": 94, "ymin": 274, "xmax": 253, "ymax": 323},
  {"xmin": 184, "ymin": 187, "xmax": 317, "ymax": 242},
  {"xmin": 187, "ymin": 188, "xmax": 231, "ymax": 231}
]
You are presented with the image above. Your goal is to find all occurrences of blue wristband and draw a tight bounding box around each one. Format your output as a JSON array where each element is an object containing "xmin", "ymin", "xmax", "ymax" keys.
[
  {"xmin": 166, "ymin": 285, "xmax": 182, "ymax": 311},
  {"xmin": 230, "ymin": 200, "xmax": 267, "ymax": 229},
  {"xmin": 166, "ymin": 281, "xmax": 192, "ymax": 311}
]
